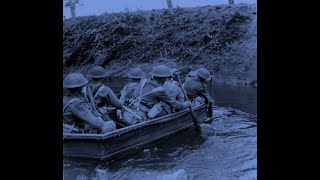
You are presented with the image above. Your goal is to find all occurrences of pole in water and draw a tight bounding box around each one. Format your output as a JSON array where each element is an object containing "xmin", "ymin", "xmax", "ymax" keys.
[
  {"xmin": 176, "ymin": 74, "xmax": 202, "ymax": 132},
  {"xmin": 207, "ymin": 70, "xmax": 214, "ymax": 120}
]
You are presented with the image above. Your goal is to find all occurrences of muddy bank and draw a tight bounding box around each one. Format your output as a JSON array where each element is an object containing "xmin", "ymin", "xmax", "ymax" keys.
[{"xmin": 63, "ymin": 4, "xmax": 256, "ymax": 86}]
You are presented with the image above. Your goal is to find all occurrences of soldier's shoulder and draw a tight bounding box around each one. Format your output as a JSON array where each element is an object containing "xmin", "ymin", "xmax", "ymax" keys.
[
  {"xmin": 65, "ymin": 97, "xmax": 86, "ymax": 110},
  {"xmin": 64, "ymin": 95, "xmax": 82, "ymax": 103},
  {"xmin": 70, "ymin": 97, "xmax": 85, "ymax": 104},
  {"xmin": 127, "ymin": 82, "xmax": 138, "ymax": 88},
  {"xmin": 70, "ymin": 98, "xmax": 87, "ymax": 110},
  {"xmin": 173, "ymin": 81, "xmax": 180, "ymax": 86},
  {"xmin": 184, "ymin": 78, "xmax": 195, "ymax": 85},
  {"xmin": 157, "ymin": 86, "xmax": 166, "ymax": 93}
]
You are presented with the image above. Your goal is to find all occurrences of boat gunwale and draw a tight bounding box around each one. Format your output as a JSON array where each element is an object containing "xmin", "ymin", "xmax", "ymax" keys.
[
  {"xmin": 63, "ymin": 123, "xmax": 194, "ymax": 160},
  {"xmin": 63, "ymin": 103, "xmax": 207, "ymax": 140}
]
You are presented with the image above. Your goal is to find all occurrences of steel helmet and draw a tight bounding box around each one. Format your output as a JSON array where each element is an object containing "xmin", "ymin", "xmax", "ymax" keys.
[
  {"xmin": 127, "ymin": 67, "xmax": 144, "ymax": 79},
  {"xmin": 195, "ymin": 68, "xmax": 210, "ymax": 80},
  {"xmin": 87, "ymin": 66, "xmax": 108, "ymax": 78},
  {"xmin": 63, "ymin": 73, "xmax": 88, "ymax": 88},
  {"xmin": 150, "ymin": 65, "xmax": 172, "ymax": 77}
]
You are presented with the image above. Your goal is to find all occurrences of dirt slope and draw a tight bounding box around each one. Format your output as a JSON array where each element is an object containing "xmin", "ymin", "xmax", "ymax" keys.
[{"xmin": 63, "ymin": 4, "xmax": 257, "ymax": 86}]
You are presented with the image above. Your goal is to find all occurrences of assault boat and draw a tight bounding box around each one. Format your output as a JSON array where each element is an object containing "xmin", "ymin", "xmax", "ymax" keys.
[{"xmin": 63, "ymin": 103, "xmax": 210, "ymax": 161}]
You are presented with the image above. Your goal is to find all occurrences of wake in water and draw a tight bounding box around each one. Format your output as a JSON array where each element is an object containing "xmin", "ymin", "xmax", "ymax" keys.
[{"xmin": 64, "ymin": 106, "xmax": 257, "ymax": 180}]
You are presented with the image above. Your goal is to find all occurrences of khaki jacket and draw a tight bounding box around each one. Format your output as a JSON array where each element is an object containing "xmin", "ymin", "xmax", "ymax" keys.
[
  {"xmin": 63, "ymin": 94, "xmax": 104, "ymax": 132},
  {"xmin": 163, "ymin": 80, "xmax": 184, "ymax": 102},
  {"xmin": 84, "ymin": 83, "xmax": 123, "ymax": 109},
  {"xmin": 183, "ymin": 78, "xmax": 211, "ymax": 103},
  {"xmin": 119, "ymin": 82, "xmax": 139, "ymax": 104},
  {"xmin": 132, "ymin": 79, "xmax": 187, "ymax": 110}
]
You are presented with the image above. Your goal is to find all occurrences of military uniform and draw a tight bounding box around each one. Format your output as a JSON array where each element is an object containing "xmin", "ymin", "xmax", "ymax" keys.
[
  {"xmin": 133, "ymin": 79, "xmax": 187, "ymax": 115},
  {"xmin": 119, "ymin": 67, "xmax": 145, "ymax": 105},
  {"xmin": 183, "ymin": 78, "xmax": 208, "ymax": 99},
  {"xmin": 85, "ymin": 83, "xmax": 123, "ymax": 109},
  {"xmin": 63, "ymin": 73, "xmax": 116, "ymax": 134},
  {"xmin": 123, "ymin": 65, "xmax": 190, "ymax": 121},
  {"xmin": 119, "ymin": 82, "xmax": 139, "ymax": 104},
  {"xmin": 163, "ymin": 80, "xmax": 184, "ymax": 102},
  {"xmin": 183, "ymin": 68, "xmax": 213, "ymax": 106},
  {"xmin": 63, "ymin": 94, "xmax": 111, "ymax": 133},
  {"xmin": 85, "ymin": 66, "xmax": 124, "ymax": 118}
]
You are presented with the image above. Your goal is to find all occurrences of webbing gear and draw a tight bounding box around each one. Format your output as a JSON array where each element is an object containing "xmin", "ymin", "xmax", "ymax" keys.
[
  {"xmin": 84, "ymin": 84, "xmax": 104, "ymax": 111},
  {"xmin": 87, "ymin": 86, "xmax": 103, "ymax": 116},
  {"xmin": 82, "ymin": 86, "xmax": 91, "ymax": 109},
  {"xmin": 165, "ymin": 80, "xmax": 175, "ymax": 91},
  {"xmin": 127, "ymin": 82, "xmax": 138, "ymax": 89},
  {"xmin": 63, "ymin": 98, "xmax": 81, "ymax": 133},
  {"xmin": 93, "ymin": 85, "xmax": 104, "ymax": 98},
  {"xmin": 84, "ymin": 84, "xmax": 105, "ymax": 111},
  {"xmin": 120, "ymin": 82, "xmax": 138, "ymax": 100},
  {"xmin": 63, "ymin": 98, "xmax": 81, "ymax": 112},
  {"xmin": 136, "ymin": 78, "xmax": 148, "ymax": 111},
  {"xmin": 129, "ymin": 86, "xmax": 163, "ymax": 106}
]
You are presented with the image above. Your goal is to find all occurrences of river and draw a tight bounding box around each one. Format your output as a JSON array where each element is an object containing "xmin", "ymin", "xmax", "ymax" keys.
[{"xmin": 63, "ymin": 80, "xmax": 257, "ymax": 180}]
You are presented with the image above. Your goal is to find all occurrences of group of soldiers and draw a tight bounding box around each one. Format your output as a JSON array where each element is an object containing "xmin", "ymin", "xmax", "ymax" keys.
[{"xmin": 63, "ymin": 65, "xmax": 213, "ymax": 134}]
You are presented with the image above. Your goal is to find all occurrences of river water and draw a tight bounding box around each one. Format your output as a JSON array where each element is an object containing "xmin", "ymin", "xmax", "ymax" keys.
[{"xmin": 63, "ymin": 80, "xmax": 257, "ymax": 180}]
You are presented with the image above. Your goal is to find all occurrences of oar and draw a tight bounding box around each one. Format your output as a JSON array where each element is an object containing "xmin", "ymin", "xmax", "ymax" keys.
[
  {"xmin": 176, "ymin": 74, "xmax": 202, "ymax": 132},
  {"xmin": 208, "ymin": 70, "xmax": 213, "ymax": 118}
]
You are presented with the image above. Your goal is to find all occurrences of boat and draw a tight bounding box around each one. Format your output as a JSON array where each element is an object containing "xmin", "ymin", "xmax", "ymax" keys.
[{"xmin": 63, "ymin": 103, "xmax": 210, "ymax": 161}]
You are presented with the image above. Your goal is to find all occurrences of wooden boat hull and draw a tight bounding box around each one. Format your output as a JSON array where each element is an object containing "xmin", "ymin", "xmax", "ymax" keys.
[{"xmin": 63, "ymin": 104, "xmax": 208, "ymax": 161}]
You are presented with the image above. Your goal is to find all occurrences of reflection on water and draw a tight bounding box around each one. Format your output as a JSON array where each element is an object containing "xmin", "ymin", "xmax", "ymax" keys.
[
  {"xmin": 63, "ymin": 79, "xmax": 257, "ymax": 180},
  {"xmin": 213, "ymin": 86, "xmax": 257, "ymax": 114}
]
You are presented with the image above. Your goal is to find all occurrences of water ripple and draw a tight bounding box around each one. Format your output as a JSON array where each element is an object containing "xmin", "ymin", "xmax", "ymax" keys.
[{"xmin": 64, "ymin": 107, "xmax": 257, "ymax": 180}]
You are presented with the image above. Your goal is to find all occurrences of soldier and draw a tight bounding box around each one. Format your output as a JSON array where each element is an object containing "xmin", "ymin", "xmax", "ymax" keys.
[
  {"xmin": 119, "ymin": 67, "xmax": 145, "ymax": 105},
  {"xmin": 163, "ymin": 68, "xmax": 184, "ymax": 103},
  {"xmin": 63, "ymin": 73, "xmax": 116, "ymax": 134},
  {"xmin": 183, "ymin": 68, "xmax": 213, "ymax": 106},
  {"xmin": 117, "ymin": 67, "xmax": 145, "ymax": 123},
  {"xmin": 132, "ymin": 65, "xmax": 191, "ymax": 119},
  {"xmin": 84, "ymin": 66, "xmax": 124, "ymax": 119},
  {"xmin": 185, "ymin": 70, "xmax": 197, "ymax": 81}
]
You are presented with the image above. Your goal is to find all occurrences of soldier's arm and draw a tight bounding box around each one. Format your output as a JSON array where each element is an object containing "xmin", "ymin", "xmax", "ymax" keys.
[
  {"xmin": 176, "ymin": 89, "xmax": 185, "ymax": 102},
  {"xmin": 100, "ymin": 86, "xmax": 124, "ymax": 109},
  {"xmin": 158, "ymin": 89, "xmax": 189, "ymax": 110},
  {"xmin": 69, "ymin": 101, "xmax": 104, "ymax": 128},
  {"xmin": 119, "ymin": 85, "xmax": 128, "ymax": 104},
  {"xmin": 193, "ymin": 83, "xmax": 211, "ymax": 103}
]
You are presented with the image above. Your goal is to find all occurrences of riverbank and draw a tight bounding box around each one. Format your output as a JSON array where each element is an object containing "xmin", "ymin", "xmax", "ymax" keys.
[{"xmin": 63, "ymin": 4, "xmax": 256, "ymax": 86}]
